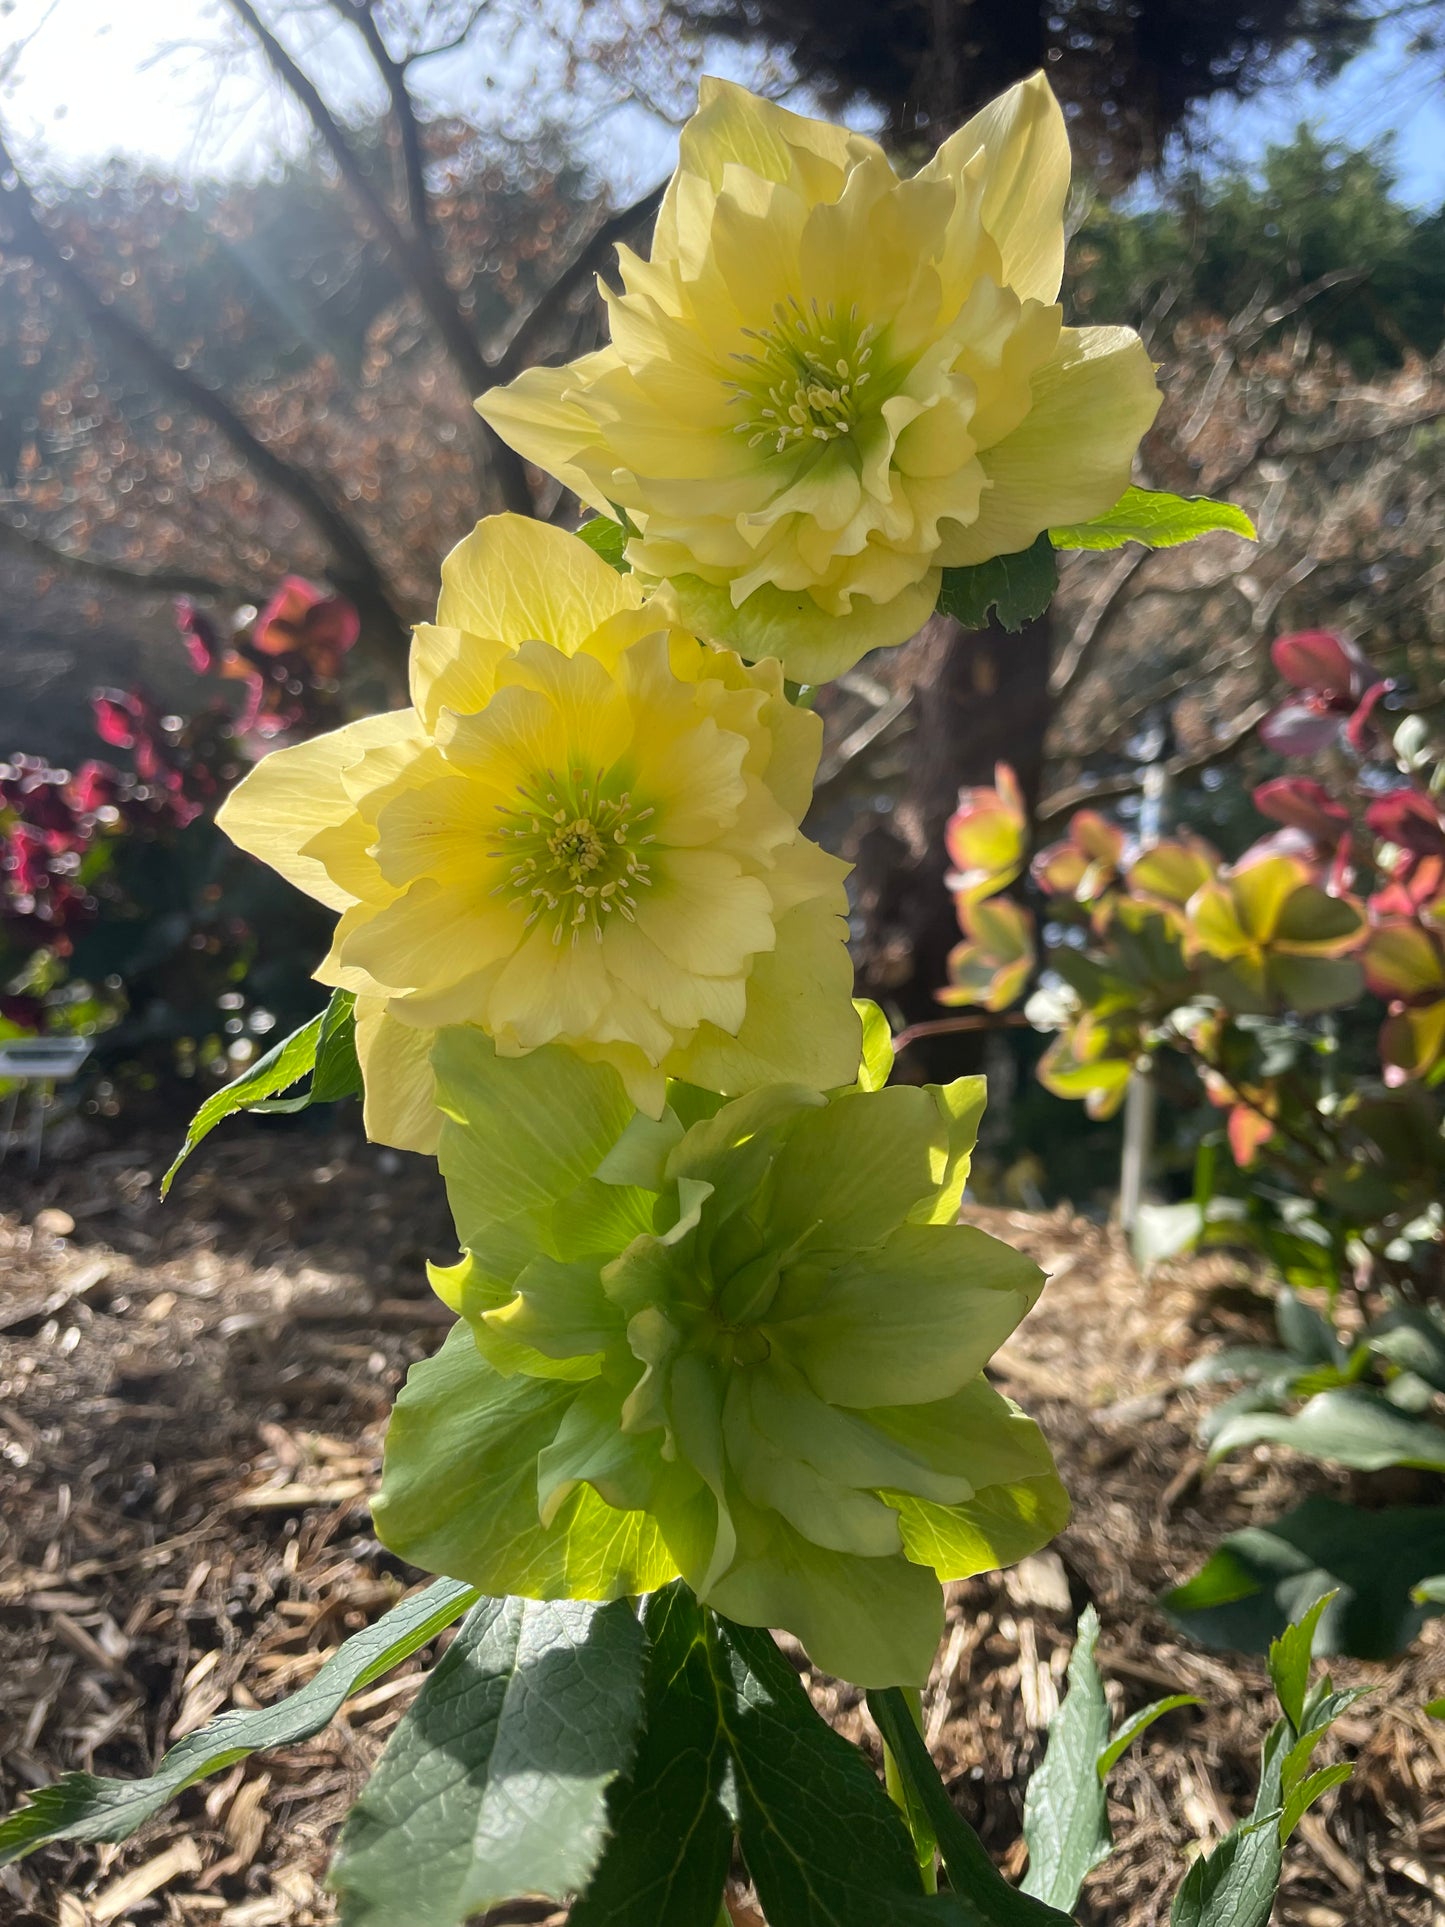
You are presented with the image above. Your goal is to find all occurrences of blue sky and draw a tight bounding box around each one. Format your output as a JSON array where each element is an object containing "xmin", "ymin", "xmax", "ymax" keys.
[{"xmin": 3, "ymin": 1, "xmax": 1443, "ymax": 206}]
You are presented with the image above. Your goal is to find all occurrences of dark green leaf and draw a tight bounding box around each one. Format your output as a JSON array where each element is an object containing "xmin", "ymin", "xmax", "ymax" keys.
[
  {"xmin": 329, "ymin": 1595, "xmax": 646, "ymax": 1927},
  {"xmin": 576, "ymin": 515, "xmax": 630, "ymax": 571},
  {"xmin": 571, "ymin": 1586, "xmax": 733, "ymax": 1927},
  {"xmin": 936, "ymin": 536, "xmax": 1058, "ymax": 633},
  {"xmin": 1367, "ymin": 1303, "xmax": 1445, "ymax": 1393},
  {"xmin": 1207, "ymin": 1387, "xmax": 1445, "ymax": 1473},
  {"xmin": 1162, "ymin": 1496, "xmax": 1445, "ymax": 1660},
  {"xmin": 712, "ymin": 1618, "xmax": 924, "ymax": 1927},
  {"xmin": 0, "ymin": 1579, "xmax": 475, "ymax": 1864},
  {"xmin": 1096, "ymin": 1697, "xmax": 1201, "ymax": 1780},
  {"xmin": 868, "ymin": 1688, "xmax": 1073, "ymax": 1927},
  {"xmin": 1049, "ymin": 488, "xmax": 1256, "ymax": 552},
  {"xmin": 1267, "ymin": 1592, "xmax": 1333, "ymax": 1732},
  {"xmin": 1279, "ymin": 1763, "xmax": 1353, "ymax": 1845},
  {"xmin": 1020, "ymin": 1607, "xmax": 1111, "ymax": 1909},
  {"xmin": 311, "ymin": 988, "xmax": 362, "ymax": 1103},
  {"xmin": 1273, "ymin": 1292, "xmax": 1341, "ymax": 1370},
  {"xmin": 1168, "ymin": 1810, "xmax": 1282, "ymax": 1927}
]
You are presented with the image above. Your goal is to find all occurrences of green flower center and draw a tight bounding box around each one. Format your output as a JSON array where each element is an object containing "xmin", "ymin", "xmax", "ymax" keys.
[
  {"xmin": 490, "ymin": 766, "xmax": 655, "ymax": 945},
  {"xmin": 728, "ymin": 299, "xmax": 877, "ymax": 455}
]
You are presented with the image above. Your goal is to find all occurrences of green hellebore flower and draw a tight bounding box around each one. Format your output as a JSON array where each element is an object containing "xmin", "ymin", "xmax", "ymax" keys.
[{"xmin": 373, "ymin": 1027, "xmax": 1068, "ymax": 1687}]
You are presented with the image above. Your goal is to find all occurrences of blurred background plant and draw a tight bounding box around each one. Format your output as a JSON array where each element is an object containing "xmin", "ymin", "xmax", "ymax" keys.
[{"xmin": 929, "ymin": 628, "xmax": 1445, "ymax": 1656}]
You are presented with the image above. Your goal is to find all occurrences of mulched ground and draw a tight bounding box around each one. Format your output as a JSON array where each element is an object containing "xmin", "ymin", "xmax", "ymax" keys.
[{"xmin": 0, "ymin": 1122, "xmax": 1441, "ymax": 1927}]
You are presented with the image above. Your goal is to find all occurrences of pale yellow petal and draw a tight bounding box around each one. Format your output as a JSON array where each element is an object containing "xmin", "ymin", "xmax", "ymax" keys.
[
  {"xmin": 939, "ymin": 326, "xmax": 1161, "ymax": 568},
  {"xmin": 354, "ymin": 999, "xmax": 440, "ymax": 1156},
  {"xmin": 473, "ymin": 365, "xmax": 621, "ymax": 516},
  {"xmin": 919, "ymin": 72, "xmax": 1070, "ymax": 305},
  {"xmin": 409, "ymin": 623, "xmax": 512, "ymax": 733},
  {"xmin": 340, "ymin": 876, "xmax": 520, "ymax": 998},
  {"xmin": 216, "ymin": 711, "xmax": 421, "ymax": 912},
  {"xmin": 434, "ymin": 512, "xmax": 642, "ymax": 647},
  {"xmin": 653, "ymin": 75, "xmax": 873, "ymax": 271},
  {"xmin": 667, "ymin": 896, "xmax": 859, "ymax": 1095}
]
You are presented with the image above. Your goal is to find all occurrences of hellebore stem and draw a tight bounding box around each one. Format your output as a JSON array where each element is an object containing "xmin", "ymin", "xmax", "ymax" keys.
[{"xmin": 882, "ymin": 1684, "xmax": 939, "ymax": 1894}]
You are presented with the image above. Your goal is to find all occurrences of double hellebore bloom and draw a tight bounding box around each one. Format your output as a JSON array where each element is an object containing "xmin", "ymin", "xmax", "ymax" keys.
[
  {"xmin": 373, "ymin": 1029, "xmax": 1068, "ymax": 1688},
  {"xmin": 217, "ymin": 516, "xmax": 858, "ymax": 1144},
  {"xmin": 477, "ymin": 74, "xmax": 1160, "ymax": 681}
]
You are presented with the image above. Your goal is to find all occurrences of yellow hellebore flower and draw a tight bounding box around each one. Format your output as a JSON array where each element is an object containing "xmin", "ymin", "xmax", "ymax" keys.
[
  {"xmin": 217, "ymin": 516, "xmax": 859, "ymax": 1146},
  {"xmin": 476, "ymin": 74, "xmax": 1161, "ymax": 682}
]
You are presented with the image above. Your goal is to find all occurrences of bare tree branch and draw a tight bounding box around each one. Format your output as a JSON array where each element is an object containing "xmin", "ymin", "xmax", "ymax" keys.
[
  {"xmin": 224, "ymin": 0, "xmax": 534, "ymax": 514},
  {"xmin": 0, "ymin": 519, "xmax": 239, "ymax": 601},
  {"xmin": 1049, "ymin": 547, "xmax": 1148, "ymax": 698},
  {"xmin": 0, "ymin": 120, "xmax": 407, "ymax": 645},
  {"xmin": 325, "ymin": 0, "xmax": 434, "ymax": 243},
  {"xmin": 489, "ymin": 181, "xmax": 667, "ymax": 388},
  {"xmin": 1038, "ymin": 698, "xmax": 1270, "ymax": 825}
]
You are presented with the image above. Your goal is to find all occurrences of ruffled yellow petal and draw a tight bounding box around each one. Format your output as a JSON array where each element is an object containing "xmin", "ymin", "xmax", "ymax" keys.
[
  {"xmin": 353, "ymin": 999, "xmax": 440, "ymax": 1156},
  {"xmin": 939, "ymin": 326, "xmax": 1161, "ymax": 568},
  {"xmin": 435, "ymin": 511, "xmax": 642, "ymax": 649},
  {"xmin": 918, "ymin": 71, "xmax": 1070, "ymax": 306},
  {"xmin": 216, "ymin": 711, "xmax": 424, "ymax": 913},
  {"xmin": 471, "ymin": 365, "xmax": 620, "ymax": 516},
  {"xmin": 669, "ymin": 896, "xmax": 860, "ymax": 1094}
]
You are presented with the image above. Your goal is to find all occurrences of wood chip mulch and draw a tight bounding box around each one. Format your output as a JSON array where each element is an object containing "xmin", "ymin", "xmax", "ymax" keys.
[{"xmin": 0, "ymin": 1128, "xmax": 1441, "ymax": 1926}]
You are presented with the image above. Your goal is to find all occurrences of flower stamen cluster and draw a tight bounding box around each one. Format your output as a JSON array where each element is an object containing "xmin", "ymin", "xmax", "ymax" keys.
[{"xmin": 490, "ymin": 770, "xmax": 657, "ymax": 943}]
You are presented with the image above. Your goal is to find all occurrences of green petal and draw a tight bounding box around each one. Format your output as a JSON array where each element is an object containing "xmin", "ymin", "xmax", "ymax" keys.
[
  {"xmin": 432, "ymin": 1030, "xmax": 635, "ymax": 1244},
  {"xmin": 909, "ymin": 1076, "xmax": 988, "ymax": 1226},
  {"xmin": 765, "ymin": 1086, "xmax": 952, "ymax": 1256},
  {"xmin": 484, "ymin": 1255, "xmax": 621, "ymax": 1368},
  {"xmin": 865, "ymin": 1377, "xmax": 1060, "ymax": 1489},
  {"xmin": 536, "ymin": 1378, "xmax": 664, "ymax": 1523},
  {"xmin": 740, "ymin": 1357, "xmax": 975, "ymax": 1505},
  {"xmin": 374, "ymin": 1323, "xmax": 675, "ymax": 1599},
  {"xmin": 774, "ymin": 1223, "xmax": 1044, "ymax": 1407},
  {"xmin": 662, "ymin": 570, "xmax": 941, "ymax": 684},
  {"xmin": 723, "ymin": 1376, "xmax": 905, "ymax": 1557},
  {"xmin": 854, "ymin": 998, "xmax": 895, "ymax": 1091},
  {"xmin": 885, "ymin": 1471, "xmax": 1070, "ymax": 1582},
  {"xmin": 704, "ymin": 1494, "xmax": 945, "ymax": 1687}
]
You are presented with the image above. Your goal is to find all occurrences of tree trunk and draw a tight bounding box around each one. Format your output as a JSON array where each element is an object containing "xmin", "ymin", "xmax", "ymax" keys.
[{"xmin": 853, "ymin": 609, "xmax": 1052, "ymax": 1081}]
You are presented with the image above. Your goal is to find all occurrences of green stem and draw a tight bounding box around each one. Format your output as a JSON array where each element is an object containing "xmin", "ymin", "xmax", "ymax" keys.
[{"xmin": 882, "ymin": 1685, "xmax": 938, "ymax": 1894}]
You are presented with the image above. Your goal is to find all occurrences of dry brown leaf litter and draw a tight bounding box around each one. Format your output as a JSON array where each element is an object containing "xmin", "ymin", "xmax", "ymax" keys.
[{"xmin": 0, "ymin": 1130, "xmax": 1440, "ymax": 1926}]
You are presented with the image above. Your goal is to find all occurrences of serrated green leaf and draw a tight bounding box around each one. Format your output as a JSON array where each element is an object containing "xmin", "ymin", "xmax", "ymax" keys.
[
  {"xmin": 329, "ymin": 1595, "xmax": 645, "ymax": 1927},
  {"xmin": 570, "ymin": 1586, "xmax": 733, "ymax": 1927},
  {"xmin": 576, "ymin": 515, "xmax": 630, "ymax": 571},
  {"xmin": 1162, "ymin": 1496, "xmax": 1445, "ymax": 1660},
  {"xmin": 161, "ymin": 988, "xmax": 360, "ymax": 1195},
  {"xmin": 311, "ymin": 988, "xmax": 362, "ymax": 1103},
  {"xmin": 161, "ymin": 1005, "xmax": 324, "ymax": 1195},
  {"xmin": 1096, "ymin": 1695, "xmax": 1201, "ymax": 1780},
  {"xmin": 1268, "ymin": 1592, "xmax": 1333, "ymax": 1732},
  {"xmin": 1425, "ymin": 1696, "xmax": 1445, "ymax": 1719},
  {"xmin": 1207, "ymin": 1387, "xmax": 1445, "ymax": 1474},
  {"xmin": 1279, "ymin": 1762, "xmax": 1354, "ymax": 1844},
  {"xmin": 0, "ymin": 1578, "xmax": 475, "ymax": 1864},
  {"xmin": 1019, "ymin": 1606, "xmax": 1111, "ymax": 1908},
  {"xmin": 936, "ymin": 536, "xmax": 1057, "ymax": 633},
  {"xmin": 868, "ymin": 1688, "xmax": 1073, "ymax": 1927},
  {"xmin": 1168, "ymin": 1812, "xmax": 1282, "ymax": 1927},
  {"xmin": 713, "ymin": 1618, "xmax": 925, "ymax": 1927},
  {"xmin": 1049, "ymin": 488, "xmax": 1256, "ymax": 552}
]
